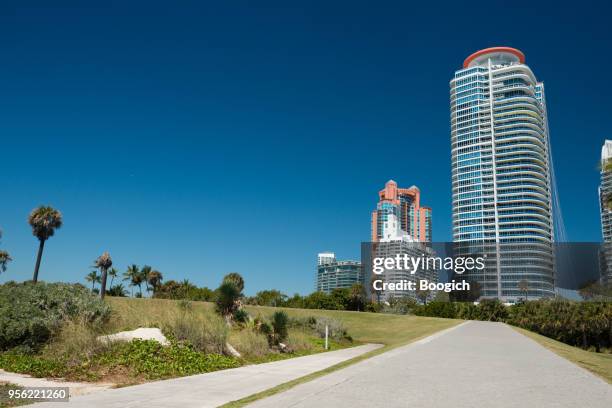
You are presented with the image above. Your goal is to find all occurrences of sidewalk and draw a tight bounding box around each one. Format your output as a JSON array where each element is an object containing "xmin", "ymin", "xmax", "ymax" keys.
[{"xmin": 32, "ymin": 343, "xmax": 382, "ymax": 407}]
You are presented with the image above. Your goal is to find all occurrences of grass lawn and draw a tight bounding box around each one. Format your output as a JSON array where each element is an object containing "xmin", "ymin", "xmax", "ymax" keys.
[{"xmin": 513, "ymin": 327, "xmax": 612, "ymax": 384}]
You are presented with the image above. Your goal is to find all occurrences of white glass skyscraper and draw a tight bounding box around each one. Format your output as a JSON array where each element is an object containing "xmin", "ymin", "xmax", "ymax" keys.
[{"xmin": 450, "ymin": 47, "xmax": 555, "ymax": 301}]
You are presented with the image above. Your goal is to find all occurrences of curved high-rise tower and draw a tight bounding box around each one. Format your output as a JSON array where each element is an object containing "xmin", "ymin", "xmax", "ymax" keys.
[{"xmin": 450, "ymin": 47, "xmax": 555, "ymax": 301}]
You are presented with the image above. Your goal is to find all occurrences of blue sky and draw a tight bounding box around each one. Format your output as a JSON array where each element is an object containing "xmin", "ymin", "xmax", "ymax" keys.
[{"xmin": 1, "ymin": 1, "xmax": 611, "ymax": 294}]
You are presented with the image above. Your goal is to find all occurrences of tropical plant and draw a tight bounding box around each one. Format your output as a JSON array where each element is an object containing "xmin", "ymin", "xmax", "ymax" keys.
[
  {"xmin": 94, "ymin": 252, "xmax": 113, "ymax": 299},
  {"xmin": 349, "ymin": 283, "xmax": 366, "ymax": 311},
  {"xmin": 147, "ymin": 270, "xmax": 163, "ymax": 294},
  {"xmin": 140, "ymin": 265, "xmax": 152, "ymax": 293},
  {"xmin": 222, "ymin": 273, "xmax": 244, "ymax": 293},
  {"xmin": 85, "ymin": 270, "xmax": 100, "ymax": 291},
  {"xmin": 107, "ymin": 283, "xmax": 127, "ymax": 297},
  {"xmin": 28, "ymin": 206, "xmax": 63, "ymax": 283},
  {"xmin": 269, "ymin": 311, "xmax": 289, "ymax": 345},
  {"xmin": 416, "ymin": 286, "xmax": 431, "ymax": 305},
  {"xmin": 123, "ymin": 264, "xmax": 140, "ymax": 297},
  {"xmin": 0, "ymin": 251, "xmax": 11, "ymax": 273},
  {"xmin": 215, "ymin": 281, "xmax": 240, "ymax": 323},
  {"xmin": 0, "ymin": 230, "xmax": 12, "ymax": 274},
  {"xmin": 108, "ymin": 267, "xmax": 118, "ymax": 287}
]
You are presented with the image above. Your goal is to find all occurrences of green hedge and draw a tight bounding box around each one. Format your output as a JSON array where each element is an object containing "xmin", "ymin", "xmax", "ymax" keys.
[
  {"xmin": 0, "ymin": 281, "xmax": 111, "ymax": 352},
  {"xmin": 414, "ymin": 299, "xmax": 612, "ymax": 351}
]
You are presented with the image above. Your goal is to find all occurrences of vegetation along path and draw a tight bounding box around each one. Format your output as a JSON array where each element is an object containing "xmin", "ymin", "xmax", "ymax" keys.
[
  {"xmin": 30, "ymin": 343, "xmax": 381, "ymax": 408},
  {"xmin": 244, "ymin": 321, "xmax": 612, "ymax": 408}
]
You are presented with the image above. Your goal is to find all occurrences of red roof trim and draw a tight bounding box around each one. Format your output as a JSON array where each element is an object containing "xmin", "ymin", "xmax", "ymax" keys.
[{"xmin": 463, "ymin": 47, "xmax": 525, "ymax": 68}]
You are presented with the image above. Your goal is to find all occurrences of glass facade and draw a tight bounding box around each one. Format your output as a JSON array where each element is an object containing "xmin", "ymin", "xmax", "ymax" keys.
[
  {"xmin": 450, "ymin": 48, "xmax": 555, "ymax": 301},
  {"xmin": 316, "ymin": 260, "xmax": 363, "ymax": 294}
]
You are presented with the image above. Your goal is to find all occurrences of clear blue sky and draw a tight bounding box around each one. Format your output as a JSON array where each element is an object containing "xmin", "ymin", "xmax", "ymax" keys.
[{"xmin": 1, "ymin": 1, "xmax": 611, "ymax": 295}]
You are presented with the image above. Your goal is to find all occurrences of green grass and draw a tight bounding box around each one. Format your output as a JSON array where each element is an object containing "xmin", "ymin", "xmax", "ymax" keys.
[
  {"xmin": 0, "ymin": 383, "xmax": 29, "ymax": 408},
  {"xmin": 513, "ymin": 327, "xmax": 612, "ymax": 384}
]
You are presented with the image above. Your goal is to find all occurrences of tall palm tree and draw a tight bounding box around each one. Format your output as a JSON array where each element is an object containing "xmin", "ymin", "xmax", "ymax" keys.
[
  {"xmin": 95, "ymin": 252, "xmax": 113, "ymax": 299},
  {"xmin": 123, "ymin": 264, "xmax": 140, "ymax": 297},
  {"xmin": 108, "ymin": 267, "xmax": 118, "ymax": 287},
  {"xmin": 140, "ymin": 265, "xmax": 152, "ymax": 294},
  {"xmin": 0, "ymin": 230, "xmax": 11, "ymax": 273},
  {"xmin": 28, "ymin": 206, "xmax": 62, "ymax": 283},
  {"xmin": 85, "ymin": 270, "xmax": 99, "ymax": 291},
  {"xmin": 147, "ymin": 270, "xmax": 163, "ymax": 295}
]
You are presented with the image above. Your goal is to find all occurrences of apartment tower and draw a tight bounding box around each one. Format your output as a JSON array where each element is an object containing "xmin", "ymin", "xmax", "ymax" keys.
[{"xmin": 450, "ymin": 47, "xmax": 555, "ymax": 300}]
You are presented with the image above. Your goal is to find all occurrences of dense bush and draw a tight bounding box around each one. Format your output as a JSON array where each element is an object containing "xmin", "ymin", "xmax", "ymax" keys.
[
  {"xmin": 0, "ymin": 282, "xmax": 111, "ymax": 352},
  {"xmin": 413, "ymin": 298, "xmax": 612, "ymax": 351},
  {"xmin": 97, "ymin": 339, "xmax": 240, "ymax": 379},
  {"xmin": 414, "ymin": 301, "xmax": 457, "ymax": 318},
  {"xmin": 508, "ymin": 300, "xmax": 612, "ymax": 351}
]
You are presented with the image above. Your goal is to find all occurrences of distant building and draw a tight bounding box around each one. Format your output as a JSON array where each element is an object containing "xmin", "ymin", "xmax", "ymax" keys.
[
  {"xmin": 371, "ymin": 180, "xmax": 432, "ymax": 243},
  {"xmin": 371, "ymin": 208, "xmax": 437, "ymax": 302},
  {"xmin": 317, "ymin": 252, "xmax": 336, "ymax": 266},
  {"xmin": 316, "ymin": 253, "xmax": 362, "ymax": 294},
  {"xmin": 599, "ymin": 140, "xmax": 612, "ymax": 284}
]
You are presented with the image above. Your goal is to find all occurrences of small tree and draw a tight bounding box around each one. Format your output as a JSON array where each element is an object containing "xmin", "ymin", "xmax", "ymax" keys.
[
  {"xmin": 94, "ymin": 252, "xmax": 113, "ymax": 299},
  {"xmin": 215, "ymin": 281, "xmax": 240, "ymax": 324}
]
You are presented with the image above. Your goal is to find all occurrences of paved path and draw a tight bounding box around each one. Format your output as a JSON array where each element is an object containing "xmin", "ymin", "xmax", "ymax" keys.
[
  {"xmin": 31, "ymin": 343, "xmax": 381, "ymax": 408},
  {"xmin": 0, "ymin": 369, "xmax": 112, "ymax": 396},
  {"xmin": 248, "ymin": 321, "xmax": 612, "ymax": 408}
]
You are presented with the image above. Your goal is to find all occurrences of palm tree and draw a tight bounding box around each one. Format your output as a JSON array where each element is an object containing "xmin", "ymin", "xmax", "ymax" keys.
[
  {"xmin": 147, "ymin": 270, "xmax": 163, "ymax": 295},
  {"xmin": 223, "ymin": 272, "xmax": 244, "ymax": 293},
  {"xmin": 0, "ymin": 230, "xmax": 12, "ymax": 273},
  {"xmin": 123, "ymin": 264, "xmax": 140, "ymax": 297},
  {"xmin": 86, "ymin": 270, "xmax": 100, "ymax": 291},
  {"xmin": 108, "ymin": 267, "xmax": 118, "ymax": 287},
  {"xmin": 94, "ymin": 252, "xmax": 113, "ymax": 299},
  {"xmin": 349, "ymin": 283, "xmax": 366, "ymax": 311},
  {"xmin": 140, "ymin": 265, "xmax": 152, "ymax": 294},
  {"xmin": 108, "ymin": 283, "xmax": 127, "ymax": 297},
  {"xmin": 28, "ymin": 206, "xmax": 63, "ymax": 283},
  {"xmin": 518, "ymin": 279, "xmax": 529, "ymax": 301}
]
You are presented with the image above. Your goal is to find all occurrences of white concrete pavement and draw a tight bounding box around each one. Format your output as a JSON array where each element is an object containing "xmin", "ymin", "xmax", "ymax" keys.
[
  {"xmin": 31, "ymin": 343, "xmax": 381, "ymax": 408},
  {"xmin": 247, "ymin": 321, "xmax": 612, "ymax": 408}
]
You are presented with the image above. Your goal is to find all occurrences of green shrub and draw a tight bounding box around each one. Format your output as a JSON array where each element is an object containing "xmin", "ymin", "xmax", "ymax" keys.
[
  {"xmin": 270, "ymin": 311, "xmax": 289, "ymax": 344},
  {"xmin": 0, "ymin": 282, "xmax": 111, "ymax": 352},
  {"xmin": 0, "ymin": 352, "xmax": 67, "ymax": 378},
  {"xmin": 233, "ymin": 309, "xmax": 249, "ymax": 324},
  {"xmin": 97, "ymin": 339, "xmax": 240, "ymax": 379},
  {"xmin": 508, "ymin": 300, "xmax": 612, "ymax": 351},
  {"xmin": 414, "ymin": 302, "xmax": 457, "ymax": 318}
]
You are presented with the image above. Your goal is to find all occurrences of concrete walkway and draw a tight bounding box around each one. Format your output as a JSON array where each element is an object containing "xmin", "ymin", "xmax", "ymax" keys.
[
  {"xmin": 0, "ymin": 370, "xmax": 112, "ymax": 397},
  {"xmin": 32, "ymin": 343, "xmax": 381, "ymax": 407},
  {"xmin": 247, "ymin": 321, "xmax": 612, "ymax": 408}
]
